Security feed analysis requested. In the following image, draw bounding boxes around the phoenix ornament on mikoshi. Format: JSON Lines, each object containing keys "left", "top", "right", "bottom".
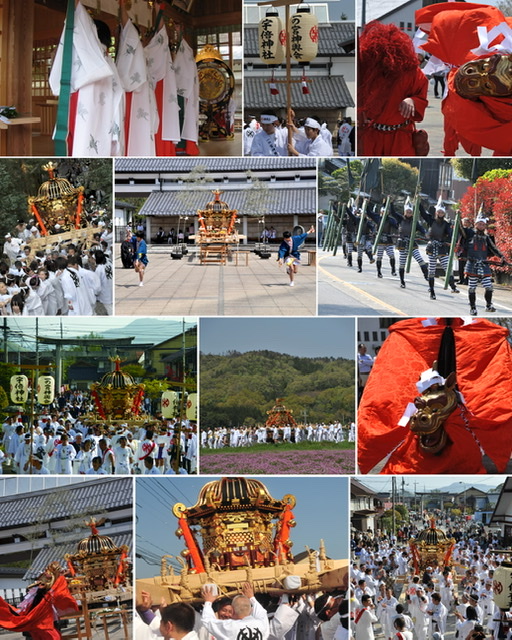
{"left": 28, "top": 162, "right": 85, "bottom": 236}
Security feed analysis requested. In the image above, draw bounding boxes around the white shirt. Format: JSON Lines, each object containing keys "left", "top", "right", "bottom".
{"left": 251, "top": 127, "right": 288, "bottom": 157}
{"left": 201, "top": 599, "right": 270, "bottom": 640}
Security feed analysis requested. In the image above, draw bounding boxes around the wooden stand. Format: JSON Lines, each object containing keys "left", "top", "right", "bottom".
{"left": 199, "top": 243, "right": 228, "bottom": 264}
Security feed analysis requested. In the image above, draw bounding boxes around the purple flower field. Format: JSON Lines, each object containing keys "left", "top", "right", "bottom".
{"left": 199, "top": 449, "right": 355, "bottom": 475}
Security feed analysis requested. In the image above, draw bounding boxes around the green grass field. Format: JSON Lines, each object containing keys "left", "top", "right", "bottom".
{"left": 201, "top": 441, "right": 355, "bottom": 455}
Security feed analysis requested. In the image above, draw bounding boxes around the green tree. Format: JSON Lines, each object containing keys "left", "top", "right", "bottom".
{"left": 142, "top": 379, "right": 170, "bottom": 400}
{"left": 381, "top": 159, "right": 419, "bottom": 197}
{"left": 451, "top": 158, "right": 512, "bottom": 181}
{"left": 0, "top": 362, "right": 19, "bottom": 397}
{"left": 122, "top": 364, "right": 147, "bottom": 380}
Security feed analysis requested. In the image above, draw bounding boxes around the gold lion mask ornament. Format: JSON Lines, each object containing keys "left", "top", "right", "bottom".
{"left": 454, "top": 54, "right": 512, "bottom": 99}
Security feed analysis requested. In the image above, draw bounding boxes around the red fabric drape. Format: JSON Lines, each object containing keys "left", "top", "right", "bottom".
{"left": 0, "top": 576, "right": 77, "bottom": 637}
{"left": 358, "top": 318, "right": 512, "bottom": 474}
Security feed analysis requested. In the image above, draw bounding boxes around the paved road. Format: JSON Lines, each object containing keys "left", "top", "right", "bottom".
{"left": 115, "top": 249, "right": 316, "bottom": 316}
{"left": 318, "top": 252, "right": 512, "bottom": 317}
{"left": 420, "top": 84, "right": 494, "bottom": 157}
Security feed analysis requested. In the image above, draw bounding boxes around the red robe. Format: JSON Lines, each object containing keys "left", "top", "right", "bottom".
{"left": 416, "top": 2, "right": 512, "bottom": 155}
{"left": 358, "top": 318, "right": 512, "bottom": 474}
{"left": 358, "top": 68, "right": 428, "bottom": 156}
{"left": 0, "top": 576, "right": 78, "bottom": 640}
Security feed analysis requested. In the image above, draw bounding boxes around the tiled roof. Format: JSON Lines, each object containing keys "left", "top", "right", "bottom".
{"left": 115, "top": 157, "right": 315, "bottom": 173}
{"left": 244, "top": 22, "right": 355, "bottom": 56}
{"left": 139, "top": 187, "right": 316, "bottom": 217}
{"left": 23, "top": 533, "right": 133, "bottom": 580}
{"left": 244, "top": 75, "right": 354, "bottom": 110}
{"left": 0, "top": 478, "right": 132, "bottom": 529}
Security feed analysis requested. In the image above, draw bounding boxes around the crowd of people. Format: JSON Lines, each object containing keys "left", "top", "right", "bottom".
{"left": 1, "top": 208, "right": 113, "bottom": 316}
{"left": 201, "top": 422, "right": 355, "bottom": 449}
{"left": 329, "top": 196, "right": 507, "bottom": 316}
{"left": 136, "top": 582, "right": 348, "bottom": 640}
{"left": 351, "top": 510, "right": 507, "bottom": 640}
{"left": 0, "top": 391, "right": 197, "bottom": 475}
{"left": 243, "top": 112, "right": 340, "bottom": 157}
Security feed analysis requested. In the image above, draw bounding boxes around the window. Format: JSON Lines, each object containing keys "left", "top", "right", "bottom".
{"left": 195, "top": 27, "right": 242, "bottom": 69}
{"left": 32, "top": 40, "right": 59, "bottom": 97}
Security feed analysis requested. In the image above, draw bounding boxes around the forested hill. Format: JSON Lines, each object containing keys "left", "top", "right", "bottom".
{"left": 200, "top": 350, "right": 355, "bottom": 428}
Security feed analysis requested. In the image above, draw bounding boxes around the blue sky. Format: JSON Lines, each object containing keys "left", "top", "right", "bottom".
{"left": 135, "top": 476, "right": 349, "bottom": 579}
{"left": 200, "top": 318, "right": 355, "bottom": 359}
{"left": 356, "top": 476, "right": 504, "bottom": 494}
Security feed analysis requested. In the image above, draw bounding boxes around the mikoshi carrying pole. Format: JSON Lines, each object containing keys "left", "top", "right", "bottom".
{"left": 443, "top": 209, "right": 461, "bottom": 290}
{"left": 372, "top": 196, "right": 391, "bottom": 255}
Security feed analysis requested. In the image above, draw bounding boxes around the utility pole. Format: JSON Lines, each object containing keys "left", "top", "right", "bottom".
{"left": 3, "top": 318, "right": 8, "bottom": 362}
{"left": 391, "top": 476, "right": 396, "bottom": 537}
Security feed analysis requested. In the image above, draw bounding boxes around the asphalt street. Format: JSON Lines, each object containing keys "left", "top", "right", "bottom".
{"left": 418, "top": 83, "right": 494, "bottom": 157}
{"left": 318, "top": 252, "right": 512, "bottom": 317}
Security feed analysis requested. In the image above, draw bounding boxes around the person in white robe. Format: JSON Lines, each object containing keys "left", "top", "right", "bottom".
{"left": 117, "top": 1, "right": 156, "bottom": 156}
{"left": 145, "top": 18, "right": 180, "bottom": 155}
{"left": 289, "top": 117, "right": 333, "bottom": 157}
{"left": 250, "top": 113, "right": 287, "bottom": 156}
{"left": 54, "top": 434, "right": 76, "bottom": 475}
{"left": 50, "top": 0, "right": 125, "bottom": 156}
{"left": 173, "top": 36, "right": 200, "bottom": 155}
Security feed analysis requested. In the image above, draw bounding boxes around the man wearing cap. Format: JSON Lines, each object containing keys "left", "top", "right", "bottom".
{"left": 288, "top": 117, "right": 333, "bottom": 157}
{"left": 465, "top": 214, "right": 506, "bottom": 316}
{"left": 3, "top": 233, "right": 21, "bottom": 265}
{"left": 421, "top": 198, "right": 460, "bottom": 300}
{"left": 250, "top": 111, "right": 287, "bottom": 157}
{"left": 277, "top": 225, "right": 315, "bottom": 286}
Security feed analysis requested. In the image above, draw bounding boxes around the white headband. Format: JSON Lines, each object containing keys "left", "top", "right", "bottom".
{"left": 416, "top": 368, "right": 445, "bottom": 394}
{"left": 260, "top": 114, "right": 278, "bottom": 124}
{"left": 304, "top": 117, "right": 321, "bottom": 130}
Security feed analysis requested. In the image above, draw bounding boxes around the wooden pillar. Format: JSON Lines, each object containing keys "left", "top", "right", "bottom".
{"left": 0, "top": 0, "right": 35, "bottom": 155}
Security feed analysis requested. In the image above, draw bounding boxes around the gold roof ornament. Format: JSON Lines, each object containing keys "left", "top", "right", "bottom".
{"left": 196, "top": 190, "right": 239, "bottom": 244}
{"left": 137, "top": 477, "right": 348, "bottom": 603}
{"left": 65, "top": 518, "right": 130, "bottom": 593}
{"left": 90, "top": 357, "right": 145, "bottom": 423}
{"left": 409, "top": 517, "right": 455, "bottom": 573}
{"left": 266, "top": 399, "right": 298, "bottom": 429}
{"left": 28, "top": 162, "right": 85, "bottom": 236}
{"left": 195, "top": 44, "right": 224, "bottom": 63}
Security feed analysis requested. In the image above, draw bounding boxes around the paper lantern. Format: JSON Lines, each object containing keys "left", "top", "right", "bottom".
{"left": 161, "top": 390, "right": 180, "bottom": 419}
{"left": 494, "top": 563, "right": 512, "bottom": 610}
{"left": 289, "top": 6, "right": 319, "bottom": 63}
{"left": 37, "top": 376, "right": 55, "bottom": 405}
{"left": 258, "top": 10, "right": 285, "bottom": 65}
{"left": 10, "top": 375, "right": 29, "bottom": 404}
{"left": 186, "top": 393, "right": 197, "bottom": 420}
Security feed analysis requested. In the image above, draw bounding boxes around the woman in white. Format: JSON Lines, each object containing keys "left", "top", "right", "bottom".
{"left": 54, "top": 433, "right": 76, "bottom": 474}
{"left": 114, "top": 437, "right": 134, "bottom": 474}
{"left": 77, "top": 438, "right": 94, "bottom": 474}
